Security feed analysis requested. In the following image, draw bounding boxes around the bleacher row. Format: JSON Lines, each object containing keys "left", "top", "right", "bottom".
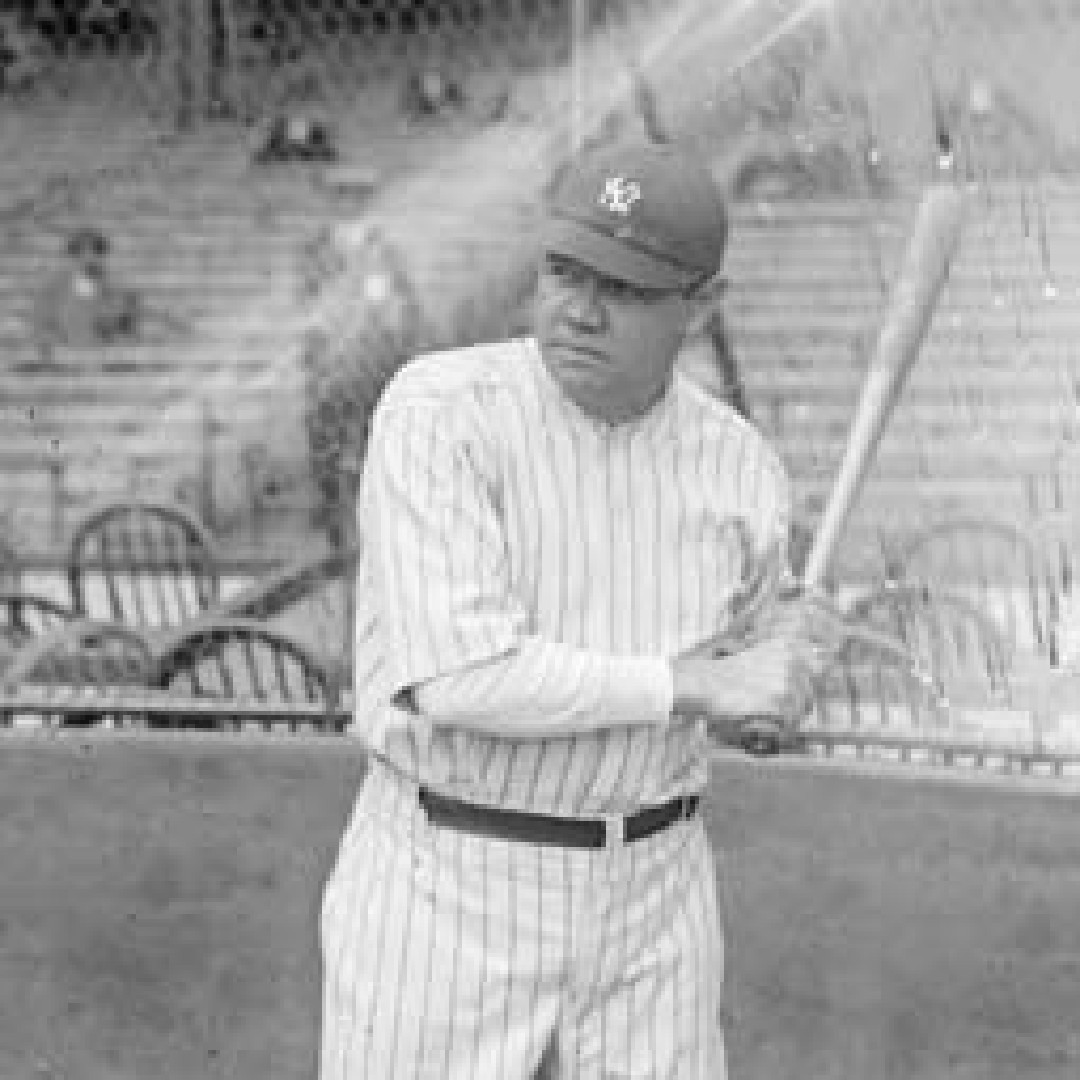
{"left": 0, "top": 162, "right": 337, "bottom": 551}
{"left": 1, "top": 177, "right": 1079, "bottom": 570}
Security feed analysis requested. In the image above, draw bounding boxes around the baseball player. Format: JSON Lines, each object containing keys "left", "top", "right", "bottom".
{"left": 320, "top": 141, "right": 837, "bottom": 1079}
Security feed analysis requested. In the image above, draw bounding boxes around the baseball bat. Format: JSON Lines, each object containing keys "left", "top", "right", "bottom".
{"left": 736, "top": 186, "right": 965, "bottom": 757}
{"left": 801, "top": 184, "right": 967, "bottom": 590}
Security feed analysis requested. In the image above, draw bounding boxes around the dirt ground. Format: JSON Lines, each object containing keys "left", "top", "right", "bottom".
{"left": 2, "top": 735, "right": 1078, "bottom": 1080}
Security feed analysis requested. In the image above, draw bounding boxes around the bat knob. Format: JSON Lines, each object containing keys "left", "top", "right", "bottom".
{"left": 739, "top": 719, "right": 783, "bottom": 757}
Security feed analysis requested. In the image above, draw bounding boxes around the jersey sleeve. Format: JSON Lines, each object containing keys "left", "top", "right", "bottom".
{"left": 362, "top": 391, "right": 673, "bottom": 735}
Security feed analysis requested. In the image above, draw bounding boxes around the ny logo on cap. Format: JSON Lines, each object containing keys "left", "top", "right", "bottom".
{"left": 598, "top": 176, "right": 641, "bottom": 215}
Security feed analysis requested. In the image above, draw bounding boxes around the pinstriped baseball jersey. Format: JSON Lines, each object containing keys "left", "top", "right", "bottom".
{"left": 350, "top": 336, "right": 791, "bottom": 816}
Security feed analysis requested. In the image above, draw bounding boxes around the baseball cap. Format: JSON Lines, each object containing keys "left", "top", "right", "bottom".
{"left": 543, "top": 141, "right": 729, "bottom": 292}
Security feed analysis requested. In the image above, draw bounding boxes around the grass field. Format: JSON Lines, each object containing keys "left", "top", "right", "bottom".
{"left": 2, "top": 734, "right": 1078, "bottom": 1080}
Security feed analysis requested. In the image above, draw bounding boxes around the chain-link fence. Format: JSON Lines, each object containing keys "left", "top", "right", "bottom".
{"left": 1, "top": 0, "right": 625, "bottom": 122}
{"left": 5, "top": 1, "right": 1079, "bottom": 177}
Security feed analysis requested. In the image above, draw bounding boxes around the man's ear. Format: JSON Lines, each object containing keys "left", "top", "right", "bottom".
{"left": 684, "top": 282, "right": 723, "bottom": 336}
{"left": 692, "top": 272, "right": 729, "bottom": 308}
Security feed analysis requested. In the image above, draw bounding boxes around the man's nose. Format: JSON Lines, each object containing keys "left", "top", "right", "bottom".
{"left": 563, "top": 279, "right": 605, "bottom": 330}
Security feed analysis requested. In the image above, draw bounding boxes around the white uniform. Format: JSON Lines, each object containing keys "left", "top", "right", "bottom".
{"left": 321, "top": 338, "right": 790, "bottom": 1079}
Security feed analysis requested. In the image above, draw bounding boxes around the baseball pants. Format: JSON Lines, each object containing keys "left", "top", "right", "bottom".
{"left": 319, "top": 757, "right": 726, "bottom": 1080}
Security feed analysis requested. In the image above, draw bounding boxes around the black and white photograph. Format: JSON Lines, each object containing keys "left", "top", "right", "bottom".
{"left": 1, "top": 1, "right": 1079, "bottom": 1077}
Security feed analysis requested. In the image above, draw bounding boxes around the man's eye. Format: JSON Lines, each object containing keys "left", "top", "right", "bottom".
{"left": 603, "top": 278, "right": 648, "bottom": 302}
{"left": 607, "top": 280, "right": 638, "bottom": 301}
{"left": 547, "top": 259, "right": 581, "bottom": 283}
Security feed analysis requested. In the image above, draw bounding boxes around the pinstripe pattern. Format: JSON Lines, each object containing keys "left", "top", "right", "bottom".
{"left": 323, "top": 336, "right": 787, "bottom": 1079}
{"left": 351, "top": 337, "right": 789, "bottom": 816}
{"left": 321, "top": 758, "right": 725, "bottom": 1080}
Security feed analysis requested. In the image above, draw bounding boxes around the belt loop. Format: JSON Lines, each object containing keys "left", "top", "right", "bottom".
{"left": 604, "top": 814, "right": 626, "bottom": 850}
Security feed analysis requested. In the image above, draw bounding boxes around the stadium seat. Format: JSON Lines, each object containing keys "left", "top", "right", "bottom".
{"left": 0, "top": 618, "right": 155, "bottom": 728}
{"left": 153, "top": 617, "right": 342, "bottom": 732}
{"left": 66, "top": 499, "right": 221, "bottom": 630}
{"left": 0, "top": 591, "right": 76, "bottom": 648}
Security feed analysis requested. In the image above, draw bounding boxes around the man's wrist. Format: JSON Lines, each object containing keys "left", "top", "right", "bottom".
{"left": 670, "top": 658, "right": 705, "bottom": 718}
{"left": 670, "top": 646, "right": 734, "bottom": 718}
{"left": 609, "top": 654, "right": 674, "bottom": 721}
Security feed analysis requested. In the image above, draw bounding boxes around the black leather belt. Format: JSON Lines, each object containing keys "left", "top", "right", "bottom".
{"left": 418, "top": 787, "right": 700, "bottom": 848}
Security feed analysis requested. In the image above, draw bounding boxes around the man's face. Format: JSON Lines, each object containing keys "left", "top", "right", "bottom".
{"left": 534, "top": 253, "right": 691, "bottom": 425}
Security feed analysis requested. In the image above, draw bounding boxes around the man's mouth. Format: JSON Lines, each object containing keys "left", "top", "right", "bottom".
{"left": 549, "top": 339, "right": 605, "bottom": 358}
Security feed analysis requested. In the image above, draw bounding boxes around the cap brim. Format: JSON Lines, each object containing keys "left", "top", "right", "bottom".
{"left": 543, "top": 217, "right": 700, "bottom": 292}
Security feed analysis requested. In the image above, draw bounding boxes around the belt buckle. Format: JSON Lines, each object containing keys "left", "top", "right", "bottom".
{"left": 603, "top": 814, "right": 626, "bottom": 850}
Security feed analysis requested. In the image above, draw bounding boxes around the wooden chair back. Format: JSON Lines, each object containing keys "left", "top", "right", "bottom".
{"left": 0, "top": 592, "right": 76, "bottom": 643}
{"left": 154, "top": 618, "right": 339, "bottom": 729}
{"left": 3, "top": 619, "right": 155, "bottom": 688}
{"left": 67, "top": 500, "right": 220, "bottom": 629}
